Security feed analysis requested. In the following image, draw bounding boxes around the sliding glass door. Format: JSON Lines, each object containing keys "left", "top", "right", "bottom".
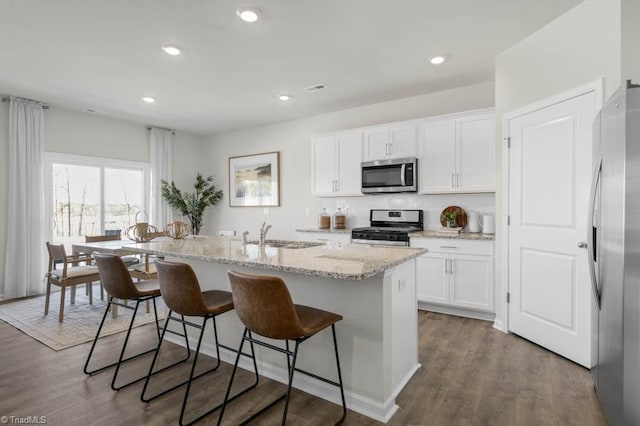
{"left": 46, "top": 154, "right": 149, "bottom": 245}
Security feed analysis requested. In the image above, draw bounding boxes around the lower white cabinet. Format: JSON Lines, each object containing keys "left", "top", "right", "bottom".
{"left": 412, "top": 238, "right": 494, "bottom": 313}
{"left": 296, "top": 231, "right": 351, "bottom": 244}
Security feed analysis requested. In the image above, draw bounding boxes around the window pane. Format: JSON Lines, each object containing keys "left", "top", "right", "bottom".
{"left": 104, "top": 168, "right": 144, "bottom": 234}
{"left": 51, "top": 164, "right": 100, "bottom": 243}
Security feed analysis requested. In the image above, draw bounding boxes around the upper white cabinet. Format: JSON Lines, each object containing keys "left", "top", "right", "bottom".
{"left": 362, "top": 124, "right": 417, "bottom": 161}
{"left": 418, "top": 111, "right": 495, "bottom": 194}
{"left": 311, "top": 133, "right": 363, "bottom": 197}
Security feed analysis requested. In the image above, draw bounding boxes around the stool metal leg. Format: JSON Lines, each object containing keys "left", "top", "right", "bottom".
{"left": 84, "top": 295, "right": 163, "bottom": 391}
{"left": 332, "top": 324, "right": 347, "bottom": 424}
{"left": 282, "top": 340, "right": 301, "bottom": 425}
{"left": 140, "top": 311, "right": 192, "bottom": 403}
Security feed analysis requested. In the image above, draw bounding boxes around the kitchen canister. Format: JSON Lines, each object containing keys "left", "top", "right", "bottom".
{"left": 318, "top": 208, "right": 331, "bottom": 229}
{"left": 333, "top": 208, "right": 346, "bottom": 229}
{"left": 467, "top": 211, "right": 481, "bottom": 233}
{"left": 482, "top": 214, "right": 495, "bottom": 234}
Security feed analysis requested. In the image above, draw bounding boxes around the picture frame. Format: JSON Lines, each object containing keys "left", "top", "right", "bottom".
{"left": 229, "top": 151, "right": 280, "bottom": 207}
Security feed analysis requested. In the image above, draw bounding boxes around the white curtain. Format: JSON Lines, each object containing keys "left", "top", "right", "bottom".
{"left": 149, "top": 127, "right": 173, "bottom": 228}
{"left": 4, "top": 97, "right": 45, "bottom": 299}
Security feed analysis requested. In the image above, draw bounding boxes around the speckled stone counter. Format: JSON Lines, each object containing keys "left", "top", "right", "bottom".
{"left": 410, "top": 229, "right": 495, "bottom": 241}
{"left": 125, "top": 235, "right": 422, "bottom": 422}
{"left": 126, "top": 236, "right": 425, "bottom": 280}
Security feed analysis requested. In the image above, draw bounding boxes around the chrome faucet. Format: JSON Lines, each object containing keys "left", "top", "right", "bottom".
{"left": 242, "top": 231, "right": 249, "bottom": 245}
{"left": 259, "top": 222, "right": 271, "bottom": 245}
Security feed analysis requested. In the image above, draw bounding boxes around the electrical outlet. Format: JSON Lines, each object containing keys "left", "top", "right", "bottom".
{"left": 305, "top": 207, "right": 310, "bottom": 216}
{"left": 263, "top": 208, "right": 269, "bottom": 216}
{"left": 398, "top": 279, "right": 406, "bottom": 292}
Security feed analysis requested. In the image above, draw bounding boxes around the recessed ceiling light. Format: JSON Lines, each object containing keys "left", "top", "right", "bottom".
{"left": 429, "top": 55, "right": 446, "bottom": 65}
{"left": 162, "top": 45, "right": 181, "bottom": 56}
{"left": 278, "top": 94, "right": 291, "bottom": 102}
{"left": 236, "top": 8, "right": 259, "bottom": 23}
{"left": 142, "top": 96, "right": 156, "bottom": 103}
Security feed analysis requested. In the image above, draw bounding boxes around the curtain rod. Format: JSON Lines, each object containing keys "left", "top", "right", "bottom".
{"left": 147, "top": 126, "right": 175, "bottom": 135}
{"left": 2, "top": 96, "right": 49, "bottom": 109}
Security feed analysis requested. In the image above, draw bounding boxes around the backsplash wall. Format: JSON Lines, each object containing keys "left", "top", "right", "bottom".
{"left": 306, "top": 193, "right": 495, "bottom": 230}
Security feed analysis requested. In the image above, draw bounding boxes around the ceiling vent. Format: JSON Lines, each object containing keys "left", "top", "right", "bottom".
{"left": 304, "top": 83, "right": 328, "bottom": 92}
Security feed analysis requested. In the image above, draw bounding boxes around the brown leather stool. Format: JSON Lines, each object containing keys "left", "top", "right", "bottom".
{"left": 84, "top": 253, "right": 183, "bottom": 391}
{"left": 220, "top": 270, "right": 347, "bottom": 425}
{"left": 142, "top": 260, "right": 259, "bottom": 426}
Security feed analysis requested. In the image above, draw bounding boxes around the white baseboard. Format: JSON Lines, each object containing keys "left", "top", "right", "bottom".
{"left": 492, "top": 319, "right": 508, "bottom": 333}
{"left": 418, "top": 302, "right": 495, "bottom": 322}
{"left": 165, "top": 333, "right": 400, "bottom": 423}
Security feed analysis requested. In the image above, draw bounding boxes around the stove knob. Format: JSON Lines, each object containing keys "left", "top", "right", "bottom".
{"left": 389, "top": 234, "right": 398, "bottom": 241}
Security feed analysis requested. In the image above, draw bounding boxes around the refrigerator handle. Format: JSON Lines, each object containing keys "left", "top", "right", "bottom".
{"left": 587, "top": 155, "right": 602, "bottom": 310}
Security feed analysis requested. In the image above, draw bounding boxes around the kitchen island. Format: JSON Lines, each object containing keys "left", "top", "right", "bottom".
{"left": 126, "top": 236, "right": 426, "bottom": 422}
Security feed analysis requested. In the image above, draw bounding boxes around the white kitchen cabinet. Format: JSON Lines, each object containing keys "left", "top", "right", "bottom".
{"left": 412, "top": 238, "right": 494, "bottom": 313}
{"left": 362, "top": 124, "right": 416, "bottom": 161}
{"left": 418, "top": 112, "right": 495, "bottom": 193}
{"left": 296, "top": 231, "right": 351, "bottom": 244}
{"left": 311, "top": 133, "right": 362, "bottom": 197}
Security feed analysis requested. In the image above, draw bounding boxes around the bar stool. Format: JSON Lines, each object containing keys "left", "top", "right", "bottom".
{"left": 220, "top": 270, "right": 347, "bottom": 425}
{"left": 84, "top": 253, "right": 188, "bottom": 391}
{"left": 142, "top": 260, "right": 259, "bottom": 426}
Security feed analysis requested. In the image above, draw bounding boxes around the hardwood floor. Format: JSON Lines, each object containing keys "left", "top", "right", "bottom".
{"left": 0, "top": 311, "right": 606, "bottom": 425}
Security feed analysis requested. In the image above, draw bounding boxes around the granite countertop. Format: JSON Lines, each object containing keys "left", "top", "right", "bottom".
{"left": 295, "top": 228, "right": 352, "bottom": 234}
{"left": 409, "top": 229, "right": 495, "bottom": 241}
{"left": 125, "top": 236, "right": 426, "bottom": 280}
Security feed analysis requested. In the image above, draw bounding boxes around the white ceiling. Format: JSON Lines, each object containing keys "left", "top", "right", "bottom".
{"left": 0, "top": 0, "right": 583, "bottom": 135}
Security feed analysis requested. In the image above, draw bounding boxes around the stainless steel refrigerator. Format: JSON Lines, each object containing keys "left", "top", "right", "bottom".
{"left": 589, "top": 81, "right": 640, "bottom": 426}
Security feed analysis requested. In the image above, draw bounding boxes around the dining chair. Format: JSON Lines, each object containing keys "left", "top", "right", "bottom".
{"left": 219, "top": 270, "right": 347, "bottom": 425}
{"left": 85, "top": 234, "right": 140, "bottom": 301}
{"left": 45, "top": 242, "right": 101, "bottom": 322}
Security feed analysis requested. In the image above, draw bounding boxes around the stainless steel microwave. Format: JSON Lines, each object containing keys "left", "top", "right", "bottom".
{"left": 361, "top": 157, "right": 417, "bottom": 194}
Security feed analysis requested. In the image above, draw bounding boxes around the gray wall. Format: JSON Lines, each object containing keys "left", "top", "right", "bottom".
{"left": 200, "top": 82, "right": 496, "bottom": 240}
{"left": 494, "top": 0, "right": 622, "bottom": 327}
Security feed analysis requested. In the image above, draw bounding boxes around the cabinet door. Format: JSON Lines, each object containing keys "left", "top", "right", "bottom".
{"left": 456, "top": 115, "right": 495, "bottom": 192}
{"left": 417, "top": 120, "right": 456, "bottom": 193}
{"left": 389, "top": 125, "right": 416, "bottom": 158}
{"left": 449, "top": 254, "right": 494, "bottom": 311}
{"left": 362, "top": 128, "right": 389, "bottom": 161}
{"left": 416, "top": 253, "right": 449, "bottom": 304}
{"left": 336, "top": 133, "right": 363, "bottom": 196}
{"left": 311, "top": 137, "right": 337, "bottom": 196}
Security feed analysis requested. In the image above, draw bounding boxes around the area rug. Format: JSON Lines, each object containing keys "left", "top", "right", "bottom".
{"left": 0, "top": 284, "right": 165, "bottom": 351}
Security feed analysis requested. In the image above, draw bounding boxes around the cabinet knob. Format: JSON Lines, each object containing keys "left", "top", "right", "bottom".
{"left": 577, "top": 241, "right": 587, "bottom": 249}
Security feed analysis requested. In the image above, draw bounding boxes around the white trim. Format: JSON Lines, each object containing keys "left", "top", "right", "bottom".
{"left": 500, "top": 78, "right": 604, "bottom": 335}
{"left": 45, "top": 151, "right": 149, "bottom": 171}
{"left": 165, "top": 333, "right": 404, "bottom": 424}
{"left": 418, "top": 302, "right": 496, "bottom": 322}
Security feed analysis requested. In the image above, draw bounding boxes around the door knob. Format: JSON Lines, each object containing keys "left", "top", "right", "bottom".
{"left": 577, "top": 242, "right": 587, "bottom": 249}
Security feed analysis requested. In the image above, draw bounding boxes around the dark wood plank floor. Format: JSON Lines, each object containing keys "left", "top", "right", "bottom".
{"left": 0, "top": 311, "right": 606, "bottom": 425}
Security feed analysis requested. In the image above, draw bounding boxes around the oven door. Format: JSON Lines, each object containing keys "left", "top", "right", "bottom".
{"left": 361, "top": 157, "right": 417, "bottom": 193}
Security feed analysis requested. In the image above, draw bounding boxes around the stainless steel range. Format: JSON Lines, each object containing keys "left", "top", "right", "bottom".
{"left": 351, "top": 209, "right": 423, "bottom": 246}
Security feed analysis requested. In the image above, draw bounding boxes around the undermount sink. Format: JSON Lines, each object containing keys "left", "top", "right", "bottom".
{"left": 246, "top": 240, "right": 323, "bottom": 249}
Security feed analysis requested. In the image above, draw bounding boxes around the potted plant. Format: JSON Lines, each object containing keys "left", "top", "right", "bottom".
{"left": 160, "top": 174, "right": 223, "bottom": 235}
{"left": 441, "top": 211, "right": 459, "bottom": 228}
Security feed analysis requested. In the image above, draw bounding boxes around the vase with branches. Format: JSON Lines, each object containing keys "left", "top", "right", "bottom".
{"left": 160, "top": 174, "right": 223, "bottom": 235}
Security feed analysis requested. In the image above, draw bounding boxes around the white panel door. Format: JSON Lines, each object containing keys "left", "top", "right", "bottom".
{"left": 457, "top": 115, "right": 495, "bottom": 192}
{"left": 450, "top": 254, "right": 494, "bottom": 311}
{"left": 507, "top": 90, "right": 597, "bottom": 367}
{"left": 311, "top": 137, "right": 336, "bottom": 196}
{"left": 416, "top": 254, "right": 448, "bottom": 304}
{"left": 418, "top": 120, "right": 456, "bottom": 193}
{"left": 336, "top": 133, "right": 363, "bottom": 195}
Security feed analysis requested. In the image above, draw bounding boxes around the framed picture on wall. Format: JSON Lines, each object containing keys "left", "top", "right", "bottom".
{"left": 228, "top": 151, "right": 280, "bottom": 207}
